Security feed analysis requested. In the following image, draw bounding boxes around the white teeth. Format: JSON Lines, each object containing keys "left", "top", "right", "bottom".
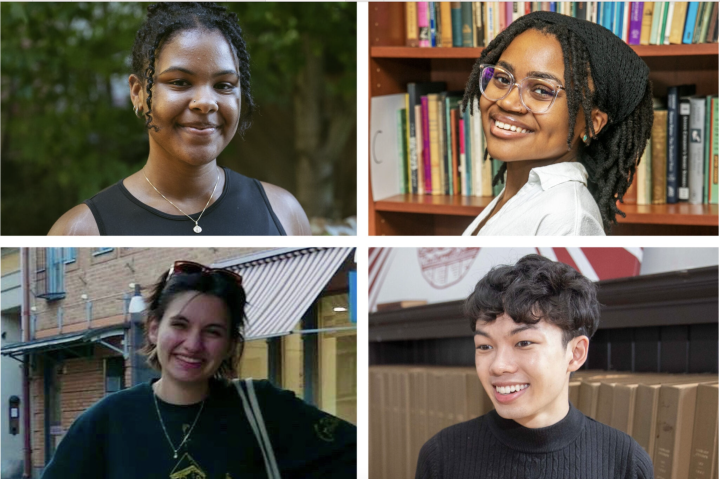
{"left": 177, "top": 355, "right": 201, "bottom": 364}
{"left": 495, "top": 384, "right": 529, "bottom": 395}
{"left": 494, "top": 120, "right": 530, "bottom": 134}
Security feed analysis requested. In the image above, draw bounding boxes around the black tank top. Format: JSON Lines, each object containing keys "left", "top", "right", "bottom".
{"left": 84, "top": 168, "right": 287, "bottom": 235}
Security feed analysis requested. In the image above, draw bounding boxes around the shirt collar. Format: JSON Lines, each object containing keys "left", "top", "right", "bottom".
{"left": 527, "top": 162, "right": 589, "bottom": 191}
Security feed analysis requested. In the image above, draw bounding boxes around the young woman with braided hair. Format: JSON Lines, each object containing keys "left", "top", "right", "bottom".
{"left": 49, "top": 3, "right": 310, "bottom": 235}
{"left": 461, "top": 11, "right": 654, "bottom": 236}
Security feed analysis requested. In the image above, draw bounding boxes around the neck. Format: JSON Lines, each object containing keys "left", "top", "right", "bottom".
{"left": 153, "top": 377, "right": 209, "bottom": 405}
{"left": 514, "top": 397, "right": 570, "bottom": 429}
{"left": 143, "top": 158, "right": 220, "bottom": 201}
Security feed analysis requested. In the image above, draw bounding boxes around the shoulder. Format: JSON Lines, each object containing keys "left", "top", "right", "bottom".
{"left": 536, "top": 182, "right": 604, "bottom": 236}
{"left": 48, "top": 204, "right": 100, "bottom": 236}
{"left": 582, "top": 417, "right": 653, "bottom": 477}
{"left": 259, "top": 181, "right": 311, "bottom": 236}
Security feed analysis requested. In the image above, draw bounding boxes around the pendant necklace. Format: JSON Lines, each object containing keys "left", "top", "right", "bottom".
{"left": 143, "top": 167, "right": 220, "bottom": 234}
{"left": 153, "top": 390, "right": 206, "bottom": 459}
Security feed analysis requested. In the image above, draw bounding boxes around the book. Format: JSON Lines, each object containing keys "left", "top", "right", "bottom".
{"left": 663, "top": 1, "right": 676, "bottom": 45}
{"left": 437, "top": 96, "right": 447, "bottom": 193}
{"left": 650, "top": 1, "right": 665, "bottom": 44}
{"left": 461, "top": 2, "right": 474, "bottom": 46}
{"left": 421, "top": 96, "right": 432, "bottom": 193}
{"left": 474, "top": 1, "right": 485, "bottom": 47}
{"left": 706, "top": 96, "right": 718, "bottom": 204}
{"left": 406, "top": 2, "right": 419, "bottom": 47}
{"left": 628, "top": 2, "right": 644, "bottom": 45}
{"left": 688, "top": 383, "right": 719, "bottom": 479}
{"left": 637, "top": 139, "right": 652, "bottom": 205}
{"left": 370, "top": 94, "right": 406, "bottom": 201}
{"left": 652, "top": 109, "right": 669, "bottom": 204}
{"left": 445, "top": 94, "right": 463, "bottom": 194}
{"left": 398, "top": 108, "right": 409, "bottom": 194}
{"left": 418, "top": 2, "right": 431, "bottom": 47}
{"left": 464, "top": 105, "right": 473, "bottom": 194}
{"left": 691, "top": 2, "right": 706, "bottom": 44}
{"left": 669, "top": 1, "right": 689, "bottom": 44}
{"left": 706, "top": 3, "right": 718, "bottom": 43}
{"left": 415, "top": 104, "right": 425, "bottom": 194}
{"left": 688, "top": 97, "right": 706, "bottom": 204}
{"left": 407, "top": 82, "right": 446, "bottom": 194}
{"left": 682, "top": 2, "right": 699, "bottom": 44}
{"left": 640, "top": 2, "right": 655, "bottom": 45}
{"left": 451, "top": 2, "right": 463, "bottom": 46}
{"left": 459, "top": 117, "right": 467, "bottom": 195}
{"left": 427, "top": 94, "right": 442, "bottom": 194}
{"left": 654, "top": 383, "right": 699, "bottom": 479}
{"left": 429, "top": 2, "right": 437, "bottom": 47}
{"left": 678, "top": 97, "right": 691, "bottom": 201}
{"left": 450, "top": 108, "right": 460, "bottom": 195}
{"left": 440, "top": 2, "right": 453, "bottom": 47}
{"left": 667, "top": 85, "right": 696, "bottom": 203}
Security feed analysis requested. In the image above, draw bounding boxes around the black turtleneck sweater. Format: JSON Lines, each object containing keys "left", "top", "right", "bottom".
{"left": 415, "top": 403, "right": 653, "bottom": 479}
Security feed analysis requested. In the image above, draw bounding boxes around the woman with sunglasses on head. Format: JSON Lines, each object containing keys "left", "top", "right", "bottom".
{"left": 41, "top": 261, "right": 356, "bottom": 479}
{"left": 48, "top": 3, "right": 311, "bottom": 236}
{"left": 461, "top": 11, "right": 654, "bottom": 236}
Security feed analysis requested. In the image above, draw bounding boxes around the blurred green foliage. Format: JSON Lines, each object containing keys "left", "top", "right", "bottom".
{"left": 1, "top": 2, "right": 356, "bottom": 235}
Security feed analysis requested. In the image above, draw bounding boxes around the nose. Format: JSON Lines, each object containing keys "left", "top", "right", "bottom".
{"left": 488, "top": 345, "right": 518, "bottom": 377}
{"left": 191, "top": 85, "right": 218, "bottom": 114}
{"left": 496, "top": 82, "right": 528, "bottom": 114}
{"left": 183, "top": 329, "right": 204, "bottom": 353}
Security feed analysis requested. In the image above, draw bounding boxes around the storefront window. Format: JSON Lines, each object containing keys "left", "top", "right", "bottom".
{"left": 319, "top": 293, "right": 357, "bottom": 425}
{"left": 239, "top": 339, "right": 268, "bottom": 380}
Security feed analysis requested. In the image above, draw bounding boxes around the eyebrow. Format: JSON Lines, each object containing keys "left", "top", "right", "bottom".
{"left": 159, "top": 66, "right": 239, "bottom": 78}
{"left": 497, "top": 60, "right": 564, "bottom": 86}
{"left": 474, "top": 324, "right": 538, "bottom": 338}
{"left": 170, "top": 315, "right": 228, "bottom": 330}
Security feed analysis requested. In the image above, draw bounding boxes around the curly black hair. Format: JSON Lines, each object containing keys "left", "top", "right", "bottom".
{"left": 142, "top": 266, "right": 246, "bottom": 379}
{"left": 464, "top": 254, "right": 600, "bottom": 347}
{"left": 131, "top": 2, "right": 254, "bottom": 134}
{"left": 462, "top": 20, "right": 654, "bottom": 231}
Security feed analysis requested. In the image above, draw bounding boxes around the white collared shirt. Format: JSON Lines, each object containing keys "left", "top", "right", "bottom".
{"left": 462, "top": 162, "right": 606, "bottom": 236}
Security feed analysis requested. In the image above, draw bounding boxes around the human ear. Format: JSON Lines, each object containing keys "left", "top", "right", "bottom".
{"left": 128, "top": 74, "right": 145, "bottom": 110}
{"left": 147, "top": 318, "right": 160, "bottom": 345}
{"left": 566, "top": 335, "right": 589, "bottom": 373}
{"left": 589, "top": 107, "right": 609, "bottom": 138}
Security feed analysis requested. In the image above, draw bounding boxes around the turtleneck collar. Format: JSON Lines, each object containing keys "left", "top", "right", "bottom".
{"left": 485, "top": 402, "right": 586, "bottom": 454}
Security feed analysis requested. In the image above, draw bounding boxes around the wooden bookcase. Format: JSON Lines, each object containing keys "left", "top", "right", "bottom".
{"left": 369, "top": 3, "right": 719, "bottom": 236}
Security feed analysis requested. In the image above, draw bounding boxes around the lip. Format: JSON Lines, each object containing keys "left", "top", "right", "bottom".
{"left": 180, "top": 125, "right": 218, "bottom": 137}
{"left": 492, "top": 383, "right": 530, "bottom": 404}
{"left": 488, "top": 115, "right": 534, "bottom": 139}
{"left": 174, "top": 354, "right": 204, "bottom": 370}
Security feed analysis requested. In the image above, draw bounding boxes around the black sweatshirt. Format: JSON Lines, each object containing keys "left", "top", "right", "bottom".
{"left": 416, "top": 403, "right": 653, "bottom": 479}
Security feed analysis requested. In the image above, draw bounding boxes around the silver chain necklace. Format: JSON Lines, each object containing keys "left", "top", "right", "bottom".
{"left": 143, "top": 167, "right": 220, "bottom": 234}
{"left": 153, "top": 390, "right": 206, "bottom": 459}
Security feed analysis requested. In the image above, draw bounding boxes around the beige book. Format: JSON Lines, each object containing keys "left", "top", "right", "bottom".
{"left": 640, "top": 2, "right": 655, "bottom": 45}
{"left": 369, "top": 367, "right": 388, "bottom": 479}
{"left": 406, "top": 2, "right": 419, "bottom": 47}
{"left": 427, "top": 94, "right": 441, "bottom": 195}
{"left": 688, "top": 383, "right": 719, "bottom": 479}
{"left": 415, "top": 104, "right": 425, "bottom": 195}
{"left": 578, "top": 374, "right": 635, "bottom": 418}
{"left": 654, "top": 383, "right": 700, "bottom": 479}
{"left": 669, "top": 2, "right": 689, "bottom": 44}
{"left": 440, "top": 2, "right": 453, "bottom": 47}
{"left": 387, "top": 368, "right": 412, "bottom": 479}
{"left": 651, "top": 110, "right": 669, "bottom": 204}
{"left": 408, "top": 367, "right": 429, "bottom": 479}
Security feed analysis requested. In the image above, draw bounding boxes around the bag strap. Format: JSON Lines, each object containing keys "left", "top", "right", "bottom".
{"left": 234, "top": 379, "right": 281, "bottom": 479}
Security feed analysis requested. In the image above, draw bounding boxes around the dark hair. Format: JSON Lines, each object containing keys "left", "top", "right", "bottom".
{"left": 462, "top": 20, "right": 654, "bottom": 231}
{"left": 142, "top": 267, "right": 246, "bottom": 379}
{"left": 131, "top": 2, "right": 255, "bottom": 133}
{"left": 464, "top": 254, "right": 600, "bottom": 346}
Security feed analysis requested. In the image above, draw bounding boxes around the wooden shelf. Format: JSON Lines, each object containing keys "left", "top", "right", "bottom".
{"left": 371, "top": 43, "right": 718, "bottom": 59}
{"left": 375, "top": 194, "right": 718, "bottom": 226}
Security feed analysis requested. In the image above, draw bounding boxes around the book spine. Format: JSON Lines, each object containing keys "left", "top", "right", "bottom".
{"left": 429, "top": 2, "right": 437, "bottom": 47}
{"left": 415, "top": 104, "right": 425, "bottom": 194}
{"left": 683, "top": 2, "right": 699, "bottom": 44}
{"left": 427, "top": 94, "right": 441, "bottom": 195}
{"left": 450, "top": 109, "right": 459, "bottom": 195}
{"left": 451, "top": 2, "right": 463, "bottom": 46}
{"left": 406, "top": 3, "right": 420, "bottom": 47}
{"left": 688, "top": 384, "right": 719, "bottom": 479}
{"left": 418, "top": 2, "right": 431, "bottom": 47}
{"left": 692, "top": 1, "right": 706, "bottom": 43}
{"left": 706, "top": 3, "right": 718, "bottom": 43}
{"left": 577, "top": 2, "right": 587, "bottom": 19}
{"left": 513, "top": 1, "right": 524, "bottom": 22}
{"left": 704, "top": 96, "right": 711, "bottom": 203}
{"left": 637, "top": 139, "right": 651, "bottom": 205}
{"left": 407, "top": 86, "right": 418, "bottom": 193}
{"left": 492, "top": 159, "right": 502, "bottom": 196}
{"left": 421, "top": 96, "right": 432, "bottom": 193}
{"left": 471, "top": 99, "right": 483, "bottom": 196}
{"left": 405, "top": 94, "right": 415, "bottom": 194}
{"left": 678, "top": 99, "right": 690, "bottom": 201}
{"left": 663, "top": 1, "right": 675, "bottom": 45}
{"left": 652, "top": 110, "right": 669, "bottom": 204}
{"left": 474, "top": 2, "right": 484, "bottom": 47}
{"left": 437, "top": 98, "right": 447, "bottom": 194}
{"left": 629, "top": 2, "right": 644, "bottom": 44}
{"left": 688, "top": 97, "right": 706, "bottom": 204}
{"left": 461, "top": 2, "right": 474, "bottom": 46}
{"left": 711, "top": 97, "right": 719, "bottom": 204}
{"left": 459, "top": 118, "right": 466, "bottom": 196}
{"left": 463, "top": 106, "right": 472, "bottom": 195}
{"left": 698, "top": 1, "right": 712, "bottom": 43}
{"left": 498, "top": 2, "right": 506, "bottom": 32}
{"left": 398, "top": 109, "right": 409, "bottom": 194}
{"left": 640, "top": 2, "right": 655, "bottom": 45}
{"left": 650, "top": 1, "right": 664, "bottom": 43}
{"left": 440, "top": 2, "right": 453, "bottom": 47}
{"left": 667, "top": 87, "right": 679, "bottom": 203}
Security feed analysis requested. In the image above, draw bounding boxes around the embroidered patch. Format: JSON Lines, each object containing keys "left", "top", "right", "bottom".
{"left": 314, "top": 416, "right": 341, "bottom": 442}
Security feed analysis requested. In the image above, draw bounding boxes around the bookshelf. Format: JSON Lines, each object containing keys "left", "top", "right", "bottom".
{"left": 369, "top": 3, "right": 720, "bottom": 236}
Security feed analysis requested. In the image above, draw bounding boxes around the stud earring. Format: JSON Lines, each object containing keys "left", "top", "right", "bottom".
{"left": 582, "top": 134, "right": 588, "bottom": 143}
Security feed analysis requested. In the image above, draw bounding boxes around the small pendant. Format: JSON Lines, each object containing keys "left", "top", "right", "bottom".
{"left": 173, "top": 452, "right": 178, "bottom": 459}
{"left": 193, "top": 225, "right": 202, "bottom": 234}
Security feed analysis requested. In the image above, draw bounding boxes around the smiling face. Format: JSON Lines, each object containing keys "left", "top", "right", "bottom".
{"left": 474, "top": 313, "right": 587, "bottom": 428}
{"left": 131, "top": 28, "right": 242, "bottom": 167}
{"left": 480, "top": 29, "right": 588, "bottom": 165}
{"left": 148, "top": 291, "right": 233, "bottom": 387}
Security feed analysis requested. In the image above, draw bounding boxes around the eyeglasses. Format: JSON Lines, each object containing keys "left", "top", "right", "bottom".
{"left": 166, "top": 261, "right": 243, "bottom": 286}
{"left": 478, "top": 64, "right": 565, "bottom": 114}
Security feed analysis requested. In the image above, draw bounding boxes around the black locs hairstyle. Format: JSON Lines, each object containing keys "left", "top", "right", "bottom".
{"left": 462, "top": 16, "right": 654, "bottom": 231}
{"left": 131, "top": 2, "right": 255, "bottom": 134}
{"left": 465, "top": 254, "right": 600, "bottom": 347}
{"left": 142, "top": 268, "right": 247, "bottom": 379}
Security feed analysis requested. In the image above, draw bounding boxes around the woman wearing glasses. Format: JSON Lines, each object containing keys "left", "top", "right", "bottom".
{"left": 41, "top": 261, "right": 356, "bottom": 478}
{"left": 462, "top": 11, "right": 653, "bottom": 236}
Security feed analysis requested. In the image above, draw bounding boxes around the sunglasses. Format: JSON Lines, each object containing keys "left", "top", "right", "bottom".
{"left": 166, "top": 260, "right": 243, "bottom": 286}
